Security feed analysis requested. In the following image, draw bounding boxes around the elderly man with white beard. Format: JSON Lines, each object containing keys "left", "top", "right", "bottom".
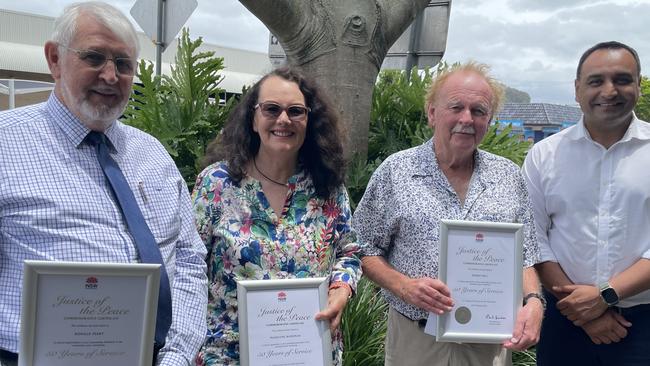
{"left": 0, "top": 2, "right": 207, "bottom": 365}
{"left": 352, "top": 62, "right": 544, "bottom": 366}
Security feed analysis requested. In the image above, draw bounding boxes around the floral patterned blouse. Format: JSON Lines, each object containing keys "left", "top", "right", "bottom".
{"left": 191, "top": 161, "right": 362, "bottom": 366}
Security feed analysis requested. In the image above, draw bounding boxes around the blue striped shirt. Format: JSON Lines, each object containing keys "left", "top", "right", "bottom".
{"left": 0, "top": 94, "right": 207, "bottom": 365}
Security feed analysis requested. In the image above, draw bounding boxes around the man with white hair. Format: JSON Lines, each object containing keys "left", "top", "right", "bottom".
{"left": 353, "top": 62, "right": 544, "bottom": 365}
{"left": 0, "top": 2, "right": 207, "bottom": 365}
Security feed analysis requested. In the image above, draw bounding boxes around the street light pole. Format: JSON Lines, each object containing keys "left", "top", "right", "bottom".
{"left": 8, "top": 79, "right": 15, "bottom": 109}
{"left": 155, "top": 0, "right": 166, "bottom": 76}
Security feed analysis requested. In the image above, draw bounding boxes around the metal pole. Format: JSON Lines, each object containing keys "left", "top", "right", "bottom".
{"left": 8, "top": 79, "right": 15, "bottom": 109}
{"left": 405, "top": 11, "right": 424, "bottom": 81}
{"left": 155, "top": 0, "right": 166, "bottom": 76}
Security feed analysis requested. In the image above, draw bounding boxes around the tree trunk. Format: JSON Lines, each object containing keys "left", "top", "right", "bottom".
{"left": 239, "top": 0, "right": 431, "bottom": 158}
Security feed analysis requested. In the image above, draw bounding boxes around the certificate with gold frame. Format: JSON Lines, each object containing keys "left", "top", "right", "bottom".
{"left": 19, "top": 261, "right": 160, "bottom": 366}
{"left": 436, "top": 220, "right": 523, "bottom": 343}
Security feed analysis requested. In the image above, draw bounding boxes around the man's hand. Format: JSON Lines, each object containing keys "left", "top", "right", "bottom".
{"left": 315, "top": 286, "right": 351, "bottom": 332}
{"left": 503, "top": 297, "right": 544, "bottom": 350}
{"left": 400, "top": 277, "right": 453, "bottom": 314}
{"left": 581, "top": 309, "right": 632, "bottom": 344}
{"left": 554, "top": 284, "right": 608, "bottom": 325}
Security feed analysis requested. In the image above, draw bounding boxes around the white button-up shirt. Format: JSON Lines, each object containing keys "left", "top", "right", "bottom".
{"left": 523, "top": 115, "right": 650, "bottom": 308}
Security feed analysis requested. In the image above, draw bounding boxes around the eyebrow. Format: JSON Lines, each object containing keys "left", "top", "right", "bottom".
{"left": 585, "top": 70, "right": 635, "bottom": 79}
{"left": 83, "top": 47, "right": 133, "bottom": 58}
{"left": 447, "top": 100, "right": 489, "bottom": 110}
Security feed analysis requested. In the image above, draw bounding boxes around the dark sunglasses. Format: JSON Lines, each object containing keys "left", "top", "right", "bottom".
{"left": 254, "top": 101, "right": 310, "bottom": 122}
{"left": 62, "top": 45, "right": 135, "bottom": 76}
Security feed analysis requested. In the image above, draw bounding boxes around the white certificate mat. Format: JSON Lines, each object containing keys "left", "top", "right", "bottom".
{"left": 436, "top": 220, "right": 523, "bottom": 343}
{"left": 20, "top": 261, "right": 160, "bottom": 366}
{"left": 237, "top": 277, "right": 332, "bottom": 366}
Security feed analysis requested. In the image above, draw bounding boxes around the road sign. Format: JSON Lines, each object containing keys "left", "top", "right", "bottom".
{"left": 382, "top": 0, "right": 452, "bottom": 71}
{"left": 268, "top": 34, "right": 286, "bottom": 68}
{"left": 131, "top": 0, "right": 197, "bottom": 52}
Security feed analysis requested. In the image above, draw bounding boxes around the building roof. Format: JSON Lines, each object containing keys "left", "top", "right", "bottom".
{"left": 0, "top": 8, "right": 271, "bottom": 93}
{"left": 495, "top": 103, "right": 582, "bottom": 126}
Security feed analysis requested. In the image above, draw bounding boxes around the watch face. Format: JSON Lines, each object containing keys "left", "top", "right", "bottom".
{"left": 602, "top": 287, "right": 619, "bottom": 305}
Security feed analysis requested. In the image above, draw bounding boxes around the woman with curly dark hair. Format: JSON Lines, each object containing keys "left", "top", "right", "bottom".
{"left": 192, "top": 67, "right": 361, "bottom": 366}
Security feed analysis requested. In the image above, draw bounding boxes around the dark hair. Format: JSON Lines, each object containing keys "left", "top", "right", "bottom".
{"left": 203, "top": 67, "right": 346, "bottom": 199}
{"left": 576, "top": 41, "right": 641, "bottom": 79}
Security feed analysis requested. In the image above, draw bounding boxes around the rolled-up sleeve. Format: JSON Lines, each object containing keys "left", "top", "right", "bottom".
{"left": 513, "top": 168, "right": 542, "bottom": 267}
{"left": 352, "top": 160, "right": 395, "bottom": 258}
{"left": 522, "top": 147, "right": 557, "bottom": 263}
{"left": 329, "top": 186, "right": 362, "bottom": 292}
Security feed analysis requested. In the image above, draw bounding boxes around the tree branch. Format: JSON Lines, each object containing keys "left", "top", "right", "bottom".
{"left": 380, "top": 0, "right": 431, "bottom": 46}
{"left": 238, "top": 0, "right": 307, "bottom": 39}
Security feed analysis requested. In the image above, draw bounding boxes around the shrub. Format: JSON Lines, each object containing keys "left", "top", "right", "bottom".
{"left": 342, "top": 278, "right": 388, "bottom": 366}
{"left": 122, "top": 28, "right": 236, "bottom": 187}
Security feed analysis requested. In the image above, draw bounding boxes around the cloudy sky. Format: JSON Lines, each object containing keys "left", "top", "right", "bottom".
{"left": 3, "top": 0, "right": 649, "bottom": 105}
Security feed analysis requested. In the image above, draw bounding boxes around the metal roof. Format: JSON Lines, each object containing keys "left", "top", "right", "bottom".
{"left": 0, "top": 79, "right": 53, "bottom": 94}
{"left": 0, "top": 41, "right": 51, "bottom": 76}
{"left": 0, "top": 8, "right": 271, "bottom": 94}
{"left": 495, "top": 103, "right": 582, "bottom": 126}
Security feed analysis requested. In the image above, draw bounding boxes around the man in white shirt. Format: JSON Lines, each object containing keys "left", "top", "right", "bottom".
{"left": 523, "top": 41, "right": 650, "bottom": 365}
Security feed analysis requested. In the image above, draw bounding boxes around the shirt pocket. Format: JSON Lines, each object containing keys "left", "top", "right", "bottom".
{"left": 138, "top": 179, "right": 182, "bottom": 243}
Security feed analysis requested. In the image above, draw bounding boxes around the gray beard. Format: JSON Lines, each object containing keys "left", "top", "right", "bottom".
{"left": 61, "top": 80, "right": 126, "bottom": 129}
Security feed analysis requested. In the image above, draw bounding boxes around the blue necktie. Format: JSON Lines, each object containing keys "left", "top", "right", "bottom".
{"left": 86, "top": 131, "right": 172, "bottom": 353}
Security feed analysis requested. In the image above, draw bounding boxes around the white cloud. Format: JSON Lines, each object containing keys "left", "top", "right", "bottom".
{"left": 443, "top": 0, "right": 650, "bottom": 104}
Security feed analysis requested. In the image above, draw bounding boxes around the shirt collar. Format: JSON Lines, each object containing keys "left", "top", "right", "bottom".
{"left": 412, "top": 139, "right": 439, "bottom": 176}
{"left": 46, "top": 92, "right": 126, "bottom": 152}
{"left": 622, "top": 113, "right": 650, "bottom": 141}
{"left": 570, "top": 113, "right": 650, "bottom": 143}
{"left": 413, "top": 138, "right": 492, "bottom": 185}
{"left": 413, "top": 138, "right": 485, "bottom": 176}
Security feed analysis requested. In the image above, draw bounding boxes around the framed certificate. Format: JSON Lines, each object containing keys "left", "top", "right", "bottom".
{"left": 19, "top": 261, "right": 160, "bottom": 366}
{"left": 436, "top": 220, "right": 523, "bottom": 343}
{"left": 237, "top": 277, "right": 332, "bottom": 366}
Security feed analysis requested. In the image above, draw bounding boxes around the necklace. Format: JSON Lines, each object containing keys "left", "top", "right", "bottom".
{"left": 253, "top": 158, "right": 288, "bottom": 186}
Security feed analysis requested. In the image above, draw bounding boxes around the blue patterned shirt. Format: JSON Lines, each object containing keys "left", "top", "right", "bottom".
{"left": 0, "top": 94, "right": 208, "bottom": 365}
{"left": 353, "top": 139, "right": 541, "bottom": 320}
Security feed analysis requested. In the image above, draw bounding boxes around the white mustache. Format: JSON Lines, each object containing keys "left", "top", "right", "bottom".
{"left": 92, "top": 86, "right": 120, "bottom": 95}
{"left": 451, "top": 125, "right": 475, "bottom": 134}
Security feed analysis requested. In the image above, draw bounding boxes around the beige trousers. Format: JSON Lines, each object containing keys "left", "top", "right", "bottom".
{"left": 385, "top": 308, "right": 511, "bottom": 366}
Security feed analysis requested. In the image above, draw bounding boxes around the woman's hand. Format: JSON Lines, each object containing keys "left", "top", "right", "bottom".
{"left": 315, "top": 286, "right": 352, "bottom": 332}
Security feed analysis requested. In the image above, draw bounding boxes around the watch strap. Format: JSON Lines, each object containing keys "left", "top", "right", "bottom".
{"left": 598, "top": 282, "right": 619, "bottom": 306}
{"left": 523, "top": 292, "right": 547, "bottom": 310}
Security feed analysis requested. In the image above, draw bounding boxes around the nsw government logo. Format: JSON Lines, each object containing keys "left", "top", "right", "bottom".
{"left": 277, "top": 291, "right": 287, "bottom": 302}
{"left": 85, "top": 276, "right": 98, "bottom": 289}
{"left": 475, "top": 233, "right": 484, "bottom": 242}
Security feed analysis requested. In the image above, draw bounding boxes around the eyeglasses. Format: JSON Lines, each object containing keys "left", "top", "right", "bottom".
{"left": 62, "top": 46, "right": 136, "bottom": 76}
{"left": 254, "top": 101, "right": 310, "bottom": 122}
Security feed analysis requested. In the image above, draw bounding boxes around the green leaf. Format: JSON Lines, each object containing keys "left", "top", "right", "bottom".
{"left": 122, "top": 28, "right": 237, "bottom": 187}
{"left": 635, "top": 76, "right": 650, "bottom": 122}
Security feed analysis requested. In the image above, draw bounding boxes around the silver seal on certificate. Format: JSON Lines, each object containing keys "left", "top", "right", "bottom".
{"left": 454, "top": 306, "right": 472, "bottom": 324}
